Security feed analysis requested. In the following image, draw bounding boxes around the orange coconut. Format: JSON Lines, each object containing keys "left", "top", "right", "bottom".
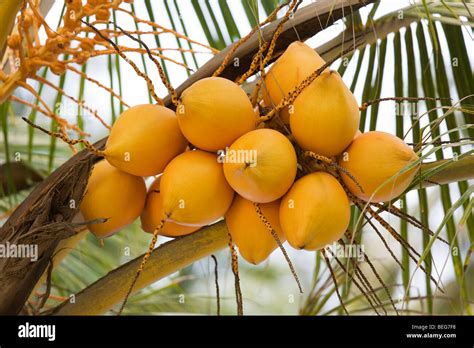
{"left": 140, "top": 177, "right": 200, "bottom": 237}
{"left": 225, "top": 195, "right": 285, "bottom": 265}
{"left": 279, "top": 172, "right": 350, "bottom": 250}
{"left": 262, "top": 41, "right": 327, "bottom": 124}
{"left": 176, "top": 77, "right": 256, "bottom": 152}
{"left": 290, "top": 70, "right": 360, "bottom": 157}
{"left": 80, "top": 160, "right": 146, "bottom": 238}
{"left": 104, "top": 104, "right": 187, "bottom": 177}
{"left": 338, "top": 131, "right": 419, "bottom": 202}
{"left": 223, "top": 128, "right": 297, "bottom": 203}
{"left": 160, "top": 150, "right": 234, "bottom": 226}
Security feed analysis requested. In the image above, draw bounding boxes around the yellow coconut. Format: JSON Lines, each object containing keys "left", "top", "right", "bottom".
{"left": 105, "top": 104, "right": 187, "bottom": 176}
{"left": 160, "top": 150, "right": 234, "bottom": 226}
{"left": 140, "top": 177, "right": 201, "bottom": 237}
{"left": 338, "top": 131, "right": 419, "bottom": 202}
{"left": 290, "top": 70, "right": 360, "bottom": 157}
{"left": 262, "top": 41, "right": 327, "bottom": 124}
{"left": 176, "top": 77, "right": 256, "bottom": 152}
{"left": 225, "top": 195, "right": 285, "bottom": 265}
{"left": 223, "top": 128, "right": 297, "bottom": 203}
{"left": 80, "top": 160, "right": 146, "bottom": 238}
{"left": 279, "top": 172, "right": 350, "bottom": 250}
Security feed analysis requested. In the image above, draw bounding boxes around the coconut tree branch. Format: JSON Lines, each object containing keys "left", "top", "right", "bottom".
{"left": 0, "top": 0, "right": 371, "bottom": 315}
{"left": 49, "top": 155, "right": 474, "bottom": 315}
{"left": 52, "top": 221, "right": 229, "bottom": 315}
{"left": 420, "top": 155, "right": 474, "bottom": 187}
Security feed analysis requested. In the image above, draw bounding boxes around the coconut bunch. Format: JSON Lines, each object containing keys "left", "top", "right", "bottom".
{"left": 78, "top": 41, "right": 420, "bottom": 267}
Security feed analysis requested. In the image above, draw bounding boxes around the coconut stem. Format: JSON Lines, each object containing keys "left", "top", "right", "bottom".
{"left": 257, "top": 0, "right": 300, "bottom": 71}
{"left": 236, "top": 0, "right": 299, "bottom": 85}
{"left": 304, "top": 151, "right": 365, "bottom": 193}
{"left": 81, "top": 20, "right": 164, "bottom": 106}
{"left": 22, "top": 117, "right": 106, "bottom": 157}
{"left": 327, "top": 244, "right": 384, "bottom": 315}
{"left": 52, "top": 222, "right": 229, "bottom": 315}
{"left": 345, "top": 237, "right": 399, "bottom": 315}
{"left": 210, "top": 254, "right": 220, "bottom": 316}
{"left": 117, "top": 218, "right": 165, "bottom": 315}
{"left": 364, "top": 204, "right": 445, "bottom": 293}
{"left": 253, "top": 202, "right": 303, "bottom": 294}
{"left": 371, "top": 202, "right": 448, "bottom": 245}
{"left": 235, "top": 42, "right": 269, "bottom": 84}
{"left": 112, "top": 22, "right": 180, "bottom": 107}
{"left": 251, "top": 79, "right": 263, "bottom": 107}
{"left": 227, "top": 231, "right": 243, "bottom": 315}
{"left": 212, "top": 0, "right": 290, "bottom": 78}
{"left": 321, "top": 248, "right": 348, "bottom": 315}
{"left": 360, "top": 215, "right": 404, "bottom": 270}
{"left": 337, "top": 235, "right": 390, "bottom": 315}
{"left": 359, "top": 96, "right": 452, "bottom": 111}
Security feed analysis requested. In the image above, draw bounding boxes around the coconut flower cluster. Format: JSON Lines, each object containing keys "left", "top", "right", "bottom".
{"left": 79, "top": 41, "right": 420, "bottom": 268}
